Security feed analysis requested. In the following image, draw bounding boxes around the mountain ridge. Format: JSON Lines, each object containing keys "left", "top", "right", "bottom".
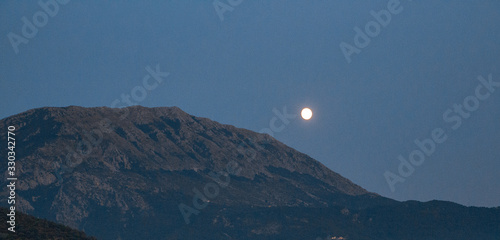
{"left": 1, "top": 106, "right": 498, "bottom": 240}
{"left": 0, "top": 105, "right": 369, "bottom": 195}
{"left": 0, "top": 207, "right": 97, "bottom": 240}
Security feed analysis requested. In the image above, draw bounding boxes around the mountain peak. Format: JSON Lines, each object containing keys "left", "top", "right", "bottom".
{"left": 1, "top": 106, "right": 498, "bottom": 240}
{"left": 1, "top": 106, "right": 369, "bottom": 237}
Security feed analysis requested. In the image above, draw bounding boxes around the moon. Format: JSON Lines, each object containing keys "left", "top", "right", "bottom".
{"left": 301, "top": 108, "right": 313, "bottom": 120}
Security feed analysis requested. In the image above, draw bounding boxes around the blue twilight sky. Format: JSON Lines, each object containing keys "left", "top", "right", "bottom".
{"left": 1, "top": 0, "right": 499, "bottom": 207}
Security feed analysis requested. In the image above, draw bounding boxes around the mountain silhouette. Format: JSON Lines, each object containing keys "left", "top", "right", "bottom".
{"left": 0, "top": 207, "right": 96, "bottom": 239}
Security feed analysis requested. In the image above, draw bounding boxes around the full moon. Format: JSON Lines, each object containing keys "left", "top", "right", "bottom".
{"left": 301, "top": 108, "right": 313, "bottom": 120}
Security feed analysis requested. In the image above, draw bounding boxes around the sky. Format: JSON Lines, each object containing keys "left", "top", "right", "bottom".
{"left": 1, "top": 0, "right": 499, "bottom": 207}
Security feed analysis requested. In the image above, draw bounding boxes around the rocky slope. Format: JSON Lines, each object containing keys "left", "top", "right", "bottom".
{"left": 0, "top": 207, "right": 96, "bottom": 240}
{"left": 0, "top": 106, "right": 498, "bottom": 240}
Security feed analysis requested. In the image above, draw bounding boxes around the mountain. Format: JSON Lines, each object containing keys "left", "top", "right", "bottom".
{"left": 0, "top": 207, "right": 96, "bottom": 240}
{"left": 0, "top": 106, "right": 499, "bottom": 240}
